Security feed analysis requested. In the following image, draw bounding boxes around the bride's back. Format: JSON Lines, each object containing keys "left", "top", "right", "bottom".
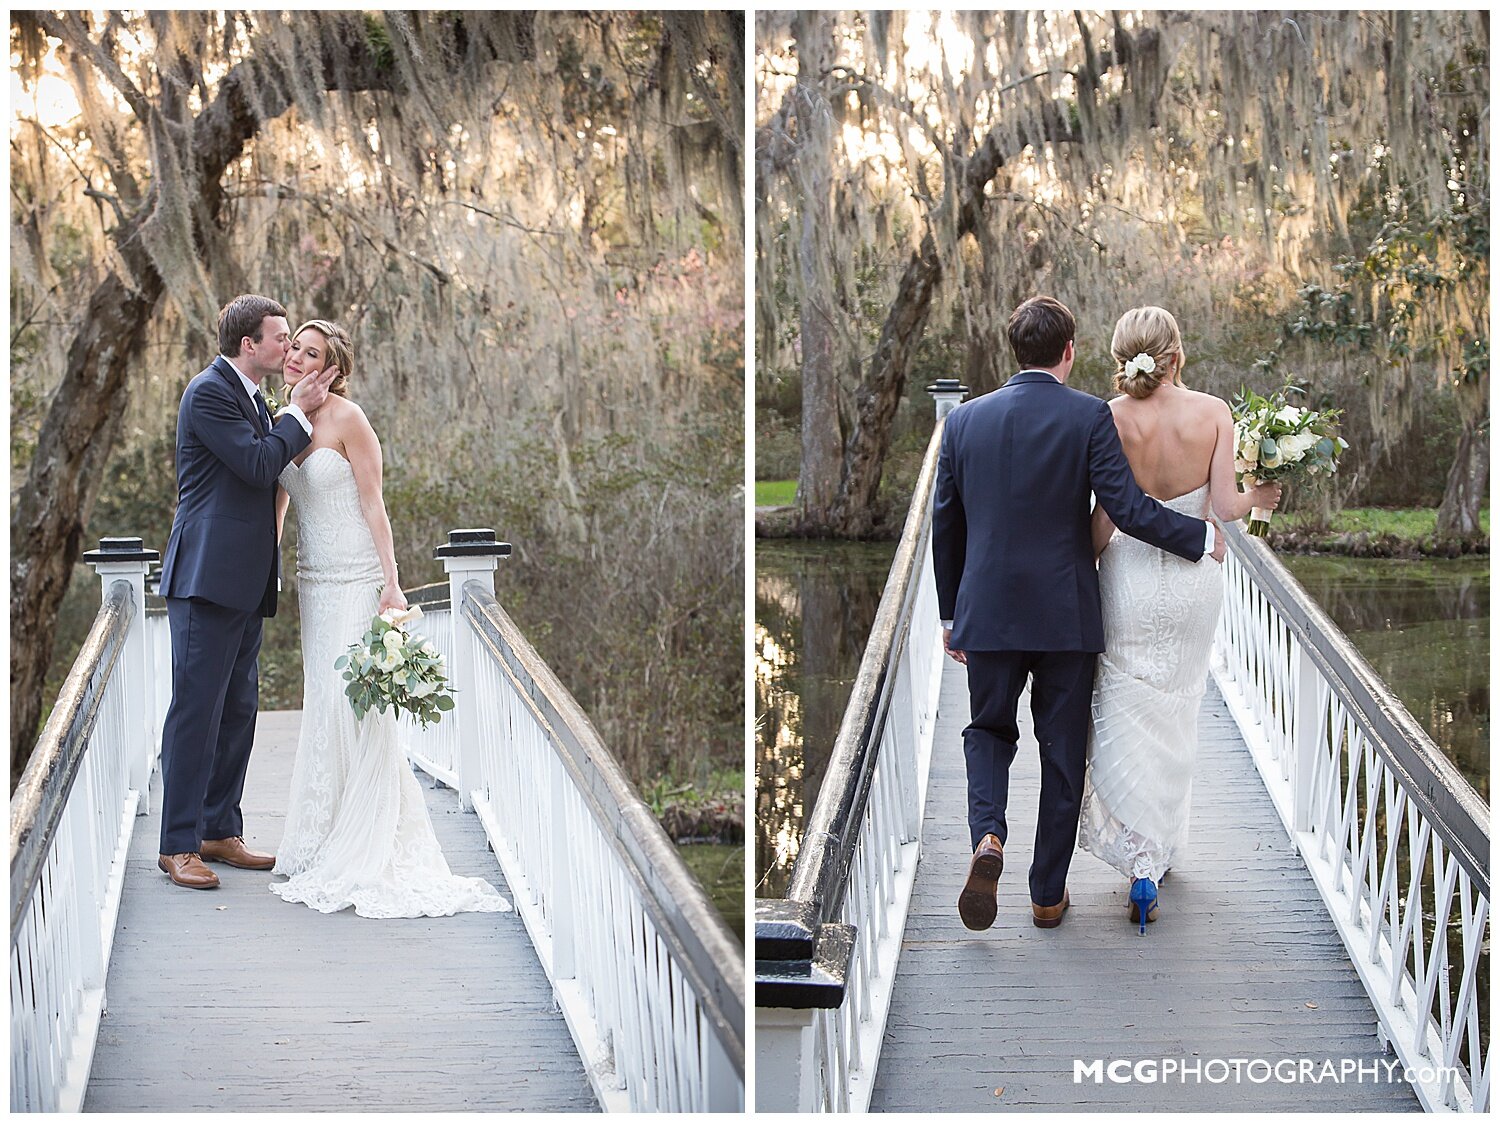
{"left": 1105, "top": 306, "right": 1224, "bottom": 501}
{"left": 1109, "top": 382, "right": 1222, "bottom": 501}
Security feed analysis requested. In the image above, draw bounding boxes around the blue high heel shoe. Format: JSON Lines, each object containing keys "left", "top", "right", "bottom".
{"left": 1128, "top": 878, "right": 1158, "bottom": 935}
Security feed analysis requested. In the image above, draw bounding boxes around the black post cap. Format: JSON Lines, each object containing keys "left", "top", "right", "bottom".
{"left": 926, "top": 378, "right": 968, "bottom": 395}
{"left": 754, "top": 906, "right": 856, "bottom": 1009}
{"left": 82, "top": 537, "right": 161, "bottom": 564}
{"left": 433, "top": 528, "right": 513, "bottom": 560}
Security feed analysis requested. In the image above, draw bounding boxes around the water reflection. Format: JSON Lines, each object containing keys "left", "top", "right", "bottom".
{"left": 1280, "top": 555, "right": 1489, "bottom": 798}
{"left": 755, "top": 541, "right": 896, "bottom": 896}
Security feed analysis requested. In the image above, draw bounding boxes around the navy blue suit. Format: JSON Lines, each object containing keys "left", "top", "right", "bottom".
{"left": 157, "top": 357, "right": 310, "bottom": 854}
{"left": 932, "top": 369, "right": 1208, "bottom": 905}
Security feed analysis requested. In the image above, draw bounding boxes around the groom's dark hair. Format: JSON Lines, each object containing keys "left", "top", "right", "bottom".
{"left": 1007, "top": 296, "right": 1075, "bottom": 369}
{"left": 218, "top": 294, "right": 287, "bottom": 357}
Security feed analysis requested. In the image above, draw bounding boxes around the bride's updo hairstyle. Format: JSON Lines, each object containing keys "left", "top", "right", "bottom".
{"left": 1110, "top": 306, "right": 1184, "bottom": 399}
{"left": 293, "top": 319, "right": 354, "bottom": 398}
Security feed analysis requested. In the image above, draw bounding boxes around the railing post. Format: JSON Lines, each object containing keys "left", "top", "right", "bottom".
{"left": 756, "top": 1007, "right": 818, "bottom": 1111}
{"left": 82, "top": 537, "right": 160, "bottom": 814}
{"left": 1290, "top": 635, "right": 1322, "bottom": 833}
{"left": 549, "top": 756, "right": 577, "bottom": 981}
{"left": 433, "top": 529, "right": 512, "bottom": 809}
{"left": 755, "top": 900, "right": 855, "bottom": 1110}
{"left": 926, "top": 378, "right": 968, "bottom": 420}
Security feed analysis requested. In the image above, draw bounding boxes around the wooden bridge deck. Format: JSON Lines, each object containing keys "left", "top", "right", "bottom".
{"left": 84, "top": 711, "right": 597, "bottom": 1112}
{"left": 869, "top": 656, "right": 1418, "bottom": 1112}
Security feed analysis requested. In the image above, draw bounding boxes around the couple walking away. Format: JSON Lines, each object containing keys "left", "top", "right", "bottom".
{"left": 154, "top": 293, "right": 509, "bottom": 919}
{"left": 934, "top": 296, "right": 1281, "bottom": 935}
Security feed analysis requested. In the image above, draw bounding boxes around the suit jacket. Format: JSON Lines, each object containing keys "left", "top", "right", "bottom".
{"left": 159, "top": 356, "right": 311, "bottom": 616}
{"left": 933, "top": 370, "right": 1207, "bottom": 653}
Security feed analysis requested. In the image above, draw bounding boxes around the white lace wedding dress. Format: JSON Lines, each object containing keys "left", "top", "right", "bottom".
{"left": 1078, "top": 483, "right": 1222, "bottom": 883}
{"left": 270, "top": 447, "right": 510, "bottom": 919}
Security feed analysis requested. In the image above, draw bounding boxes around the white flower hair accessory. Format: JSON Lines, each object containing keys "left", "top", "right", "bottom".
{"left": 1122, "top": 353, "right": 1157, "bottom": 379}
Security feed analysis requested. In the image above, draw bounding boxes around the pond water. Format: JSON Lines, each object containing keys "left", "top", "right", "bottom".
{"left": 1279, "top": 554, "right": 1488, "bottom": 798}
{"left": 755, "top": 540, "right": 1488, "bottom": 895}
{"left": 676, "top": 841, "right": 744, "bottom": 942}
{"left": 755, "top": 541, "right": 896, "bottom": 897}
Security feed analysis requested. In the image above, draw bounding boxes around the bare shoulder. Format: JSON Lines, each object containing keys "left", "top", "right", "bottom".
{"left": 327, "top": 395, "right": 374, "bottom": 436}
{"left": 1182, "top": 387, "right": 1232, "bottom": 420}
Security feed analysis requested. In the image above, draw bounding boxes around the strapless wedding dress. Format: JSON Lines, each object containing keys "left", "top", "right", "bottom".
{"left": 270, "top": 447, "right": 510, "bottom": 918}
{"left": 1078, "top": 483, "right": 1222, "bottom": 883}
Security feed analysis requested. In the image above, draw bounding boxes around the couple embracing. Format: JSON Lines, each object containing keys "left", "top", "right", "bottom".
{"left": 934, "top": 296, "right": 1281, "bottom": 935}
{"left": 155, "top": 294, "right": 509, "bottom": 919}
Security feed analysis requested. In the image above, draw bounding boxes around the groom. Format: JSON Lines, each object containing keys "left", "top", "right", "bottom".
{"left": 932, "top": 295, "right": 1223, "bottom": 930}
{"left": 155, "top": 295, "right": 337, "bottom": 889}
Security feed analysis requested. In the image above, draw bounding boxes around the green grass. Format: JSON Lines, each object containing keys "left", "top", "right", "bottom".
{"left": 1280, "top": 506, "right": 1489, "bottom": 541}
{"left": 756, "top": 479, "right": 797, "bottom": 507}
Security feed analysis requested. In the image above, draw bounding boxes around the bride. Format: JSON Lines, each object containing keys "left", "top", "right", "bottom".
{"left": 269, "top": 319, "right": 510, "bottom": 919}
{"left": 1078, "top": 306, "right": 1280, "bottom": 934}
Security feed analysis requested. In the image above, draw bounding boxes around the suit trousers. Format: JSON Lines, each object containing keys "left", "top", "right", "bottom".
{"left": 962, "top": 650, "right": 1097, "bottom": 908}
{"left": 158, "top": 597, "right": 263, "bottom": 854}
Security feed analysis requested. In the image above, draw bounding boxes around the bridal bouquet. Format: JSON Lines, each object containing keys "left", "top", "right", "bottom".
{"left": 1231, "top": 382, "right": 1347, "bottom": 537}
{"left": 335, "top": 605, "right": 455, "bottom": 728}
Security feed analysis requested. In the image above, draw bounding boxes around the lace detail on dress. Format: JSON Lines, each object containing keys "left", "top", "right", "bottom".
{"left": 1078, "top": 483, "right": 1221, "bottom": 883}
{"left": 271, "top": 448, "right": 510, "bottom": 918}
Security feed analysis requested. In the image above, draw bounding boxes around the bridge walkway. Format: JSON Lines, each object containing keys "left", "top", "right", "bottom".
{"left": 83, "top": 711, "right": 597, "bottom": 1113}
{"left": 869, "top": 655, "right": 1419, "bottom": 1112}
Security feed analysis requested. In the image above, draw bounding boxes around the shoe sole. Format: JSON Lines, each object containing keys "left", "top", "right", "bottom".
{"left": 157, "top": 860, "right": 219, "bottom": 889}
{"left": 958, "top": 851, "right": 1003, "bottom": 931}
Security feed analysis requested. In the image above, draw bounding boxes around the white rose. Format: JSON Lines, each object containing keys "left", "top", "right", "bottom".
{"left": 382, "top": 629, "right": 404, "bottom": 653}
{"left": 420, "top": 640, "right": 436, "bottom": 655}
{"left": 1234, "top": 457, "right": 1251, "bottom": 474}
{"left": 1276, "top": 434, "right": 1301, "bottom": 463}
{"left": 411, "top": 679, "right": 436, "bottom": 698}
{"left": 1239, "top": 438, "right": 1259, "bottom": 463}
{"left": 1276, "top": 405, "right": 1303, "bottom": 424}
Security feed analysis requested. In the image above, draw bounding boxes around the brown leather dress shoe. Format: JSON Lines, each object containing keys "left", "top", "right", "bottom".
{"left": 1031, "top": 889, "right": 1070, "bottom": 929}
{"left": 958, "top": 833, "right": 1005, "bottom": 931}
{"left": 200, "top": 836, "right": 276, "bottom": 870}
{"left": 158, "top": 852, "right": 220, "bottom": 890}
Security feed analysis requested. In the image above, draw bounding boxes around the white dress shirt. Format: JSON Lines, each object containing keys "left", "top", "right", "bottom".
{"left": 223, "top": 356, "right": 312, "bottom": 437}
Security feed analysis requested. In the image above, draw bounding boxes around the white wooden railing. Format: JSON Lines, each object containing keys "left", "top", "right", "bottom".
{"left": 394, "top": 531, "right": 744, "bottom": 1112}
{"left": 12, "top": 531, "right": 745, "bottom": 1114}
{"left": 11, "top": 538, "right": 159, "bottom": 1112}
{"left": 754, "top": 383, "right": 957, "bottom": 1112}
{"left": 1214, "top": 524, "right": 1489, "bottom": 1113}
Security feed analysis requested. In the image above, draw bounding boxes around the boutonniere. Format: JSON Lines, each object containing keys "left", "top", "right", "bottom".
{"left": 262, "top": 384, "right": 286, "bottom": 415}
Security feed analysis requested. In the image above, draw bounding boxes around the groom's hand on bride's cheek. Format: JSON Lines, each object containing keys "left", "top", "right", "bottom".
{"left": 291, "top": 364, "right": 339, "bottom": 413}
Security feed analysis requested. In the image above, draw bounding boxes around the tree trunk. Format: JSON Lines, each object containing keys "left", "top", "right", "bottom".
{"left": 1436, "top": 410, "right": 1488, "bottom": 542}
{"left": 11, "top": 268, "right": 161, "bottom": 779}
{"left": 793, "top": 13, "right": 842, "bottom": 527}
{"left": 963, "top": 221, "right": 1007, "bottom": 397}
{"left": 827, "top": 233, "right": 943, "bottom": 536}
{"left": 807, "top": 78, "right": 1080, "bottom": 538}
